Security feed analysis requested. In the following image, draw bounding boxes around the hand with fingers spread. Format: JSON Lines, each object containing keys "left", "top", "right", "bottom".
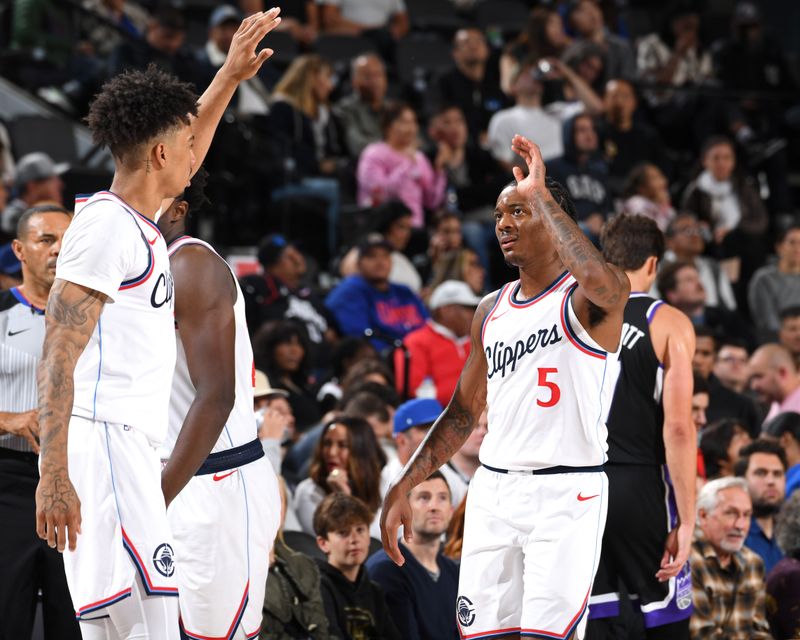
{"left": 1, "top": 409, "right": 41, "bottom": 453}
{"left": 380, "top": 481, "right": 414, "bottom": 566}
{"left": 656, "top": 521, "right": 693, "bottom": 582}
{"left": 36, "top": 465, "right": 82, "bottom": 553}
{"left": 221, "top": 7, "right": 282, "bottom": 82}
{"left": 510, "top": 134, "right": 547, "bottom": 201}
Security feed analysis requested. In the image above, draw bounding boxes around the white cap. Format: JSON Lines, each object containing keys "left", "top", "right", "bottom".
{"left": 429, "top": 280, "right": 482, "bottom": 311}
{"left": 253, "top": 370, "right": 288, "bottom": 399}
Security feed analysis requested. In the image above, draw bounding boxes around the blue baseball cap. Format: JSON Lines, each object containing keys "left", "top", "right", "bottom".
{"left": 393, "top": 398, "right": 443, "bottom": 434}
{"left": 0, "top": 243, "right": 21, "bottom": 276}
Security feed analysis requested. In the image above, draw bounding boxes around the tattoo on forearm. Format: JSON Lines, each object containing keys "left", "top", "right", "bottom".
{"left": 403, "top": 391, "right": 476, "bottom": 487}
{"left": 533, "top": 192, "right": 622, "bottom": 307}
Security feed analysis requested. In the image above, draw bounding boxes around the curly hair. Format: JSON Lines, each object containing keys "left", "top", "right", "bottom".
{"left": 86, "top": 64, "right": 198, "bottom": 164}
{"left": 776, "top": 492, "right": 800, "bottom": 558}
{"left": 501, "top": 177, "right": 578, "bottom": 220}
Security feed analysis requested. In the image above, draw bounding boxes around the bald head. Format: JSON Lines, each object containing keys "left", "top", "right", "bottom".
{"left": 749, "top": 343, "right": 800, "bottom": 405}
{"left": 350, "top": 54, "right": 386, "bottom": 106}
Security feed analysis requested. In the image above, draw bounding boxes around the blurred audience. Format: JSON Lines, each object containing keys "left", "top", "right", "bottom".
{"left": 620, "top": 162, "right": 676, "bottom": 232}
{"left": 712, "top": 338, "right": 750, "bottom": 394}
{"left": 766, "top": 492, "right": 800, "bottom": 639}
{"left": 778, "top": 307, "right": 800, "bottom": 368}
{"left": 1, "top": 152, "right": 67, "bottom": 235}
{"left": 334, "top": 54, "right": 388, "bottom": 158}
{"left": 749, "top": 344, "right": 800, "bottom": 424}
{"left": 699, "top": 419, "right": 752, "bottom": 480}
{"left": 763, "top": 412, "right": 800, "bottom": 500}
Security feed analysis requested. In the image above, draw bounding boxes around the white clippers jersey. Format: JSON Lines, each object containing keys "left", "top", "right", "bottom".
{"left": 57, "top": 192, "right": 176, "bottom": 445}
{"left": 163, "top": 237, "right": 258, "bottom": 456}
{"left": 479, "top": 271, "right": 621, "bottom": 470}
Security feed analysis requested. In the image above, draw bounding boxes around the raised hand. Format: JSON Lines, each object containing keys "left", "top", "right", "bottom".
{"left": 510, "top": 134, "right": 547, "bottom": 200}
{"left": 221, "top": 8, "right": 282, "bottom": 82}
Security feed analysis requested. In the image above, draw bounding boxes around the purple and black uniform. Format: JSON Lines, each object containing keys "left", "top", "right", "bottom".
{"left": 586, "top": 293, "right": 693, "bottom": 638}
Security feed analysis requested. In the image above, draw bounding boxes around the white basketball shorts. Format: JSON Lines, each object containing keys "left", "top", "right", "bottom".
{"left": 63, "top": 417, "right": 178, "bottom": 621}
{"left": 168, "top": 454, "right": 280, "bottom": 639}
{"left": 457, "top": 465, "right": 608, "bottom": 640}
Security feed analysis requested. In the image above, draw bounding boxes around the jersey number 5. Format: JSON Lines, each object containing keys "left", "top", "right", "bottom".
{"left": 536, "top": 367, "right": 561, "bottom": 408}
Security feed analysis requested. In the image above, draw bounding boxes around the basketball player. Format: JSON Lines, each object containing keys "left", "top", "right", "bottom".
{"left": 34, "top": 10, "right": 281, "bottom": 639}
{"left": 382, "top": 134, "right": 629, "bottom": 640}
{"left": 586, "top": 214, "right": 697, "bottom": 639}
{"left": 157, "top": 167, "right": 280, "bottom": 639}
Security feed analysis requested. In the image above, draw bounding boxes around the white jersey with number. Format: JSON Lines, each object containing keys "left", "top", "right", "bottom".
{"left": 479, "top": 271, "right": 621, "bottom": 470}
{"left": 57, "top": 191, "right": 176, "bottom": 445}
{"left": 162, "top": 236, "right": 257, "bottom": 455}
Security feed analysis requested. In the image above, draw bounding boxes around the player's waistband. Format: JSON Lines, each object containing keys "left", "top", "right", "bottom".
{"left": 482, "top": 463, "right": 605, "bottom": 476}
{"left": 195, "top": 438, "right": 264, "bottom": 476}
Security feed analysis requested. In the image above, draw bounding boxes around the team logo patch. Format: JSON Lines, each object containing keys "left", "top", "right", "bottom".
{"left": 675, "top": 567, "right": 693, "bottom": 610}
{"left": 153, "top": 543, "right": 175, "bottom": 578}
{"left": 457, "top": 595, "right": 476, "bottom": 627}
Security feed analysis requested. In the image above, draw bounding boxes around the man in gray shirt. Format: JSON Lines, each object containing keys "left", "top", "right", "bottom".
{"left": 0, "top": 204, "right": 78, "bottom": 639}
{"left": 333, "top": 53, "right": 388, "bottom": 158}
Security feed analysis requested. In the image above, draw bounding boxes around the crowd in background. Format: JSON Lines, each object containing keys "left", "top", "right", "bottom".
{"left": 2, "top": 0, "right": 800, "bottom": 638}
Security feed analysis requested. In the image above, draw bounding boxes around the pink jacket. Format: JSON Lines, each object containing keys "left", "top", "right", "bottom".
{"left": 357, "top": 142, "right": 447, "bottom": 227}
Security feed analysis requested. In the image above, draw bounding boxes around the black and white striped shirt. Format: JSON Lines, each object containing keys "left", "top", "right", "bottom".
{"left": 0, "top": 288, "right": 45, "bottom": 453}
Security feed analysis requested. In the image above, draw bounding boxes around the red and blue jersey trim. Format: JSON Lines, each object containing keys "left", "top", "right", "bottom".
{"left": 461, "top": 626, "right": 521, "bottom": 639}
{"left": 118, "top": 234, "right": 154, "bottom": 290}
{"left": 179, "top": 582, "right": 250, "bottom": 640}
{"left": 76, "top": 191, "right": 162, "bottom": 236}
{"left": 121, "top": 528, "right": 179, "bottom": 597}
{"left": 508, "top": 270, "right": 570, "bottom": 308}
{"left": 480, "top": 284, "right": 509, "bottom": 345}
{"left": 74, "top": 587, "right": 132, "bottom": 620}
{"left": 560, "top": 285, "right": 606, "bottom": 360}
{"left": 519, "top": 588, "right": 591, "bottom": 639}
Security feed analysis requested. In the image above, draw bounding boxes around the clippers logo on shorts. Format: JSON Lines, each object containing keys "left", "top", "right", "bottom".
{"left": 153, "top": 543, "right": 175, "bottom": 577}
{"left": 457, "top": 595, "right": 476, "bottom": 627}
{"left": 485, "top": 324, "right": 562, "bottom": 379}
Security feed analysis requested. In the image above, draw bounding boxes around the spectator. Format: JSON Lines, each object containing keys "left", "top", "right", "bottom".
{"left": 0, "top": 205, "right": 79, "bottom": 640}
{"left": 380, "top": 398, "right": 442, "bottom": 495}
{"left": 313, "top": 493, "right": 402, "bottom": 640}
{"left": 440, "top": 409, "right": 487, "bottom": 508}
{"left": 430, "top": 28, "right": 507, "bottom": 142}
{"left": 325, "top": 234, "right": 428, "bottom": 352}
{"left": 107, "top": 7, "right": 195, "bottom": 82}
{"left": 657, "top": 261, "right": 752, "bottom": 347}
{"left": 316, "top": 337, "right": 378, "bottom": 413}
{"left": 426, "top": 104, "right": 506, "bottom": 220}
{"left": 748, "top": 344, "right": 800, "bottom": 423}
{"left": 734, "top": 440, "right": 787, "bottom": 573}
{"left": 662, "top": 213, "right": 737, "bottom": 311}
{"left": 682, "top": 136, "right": 768, "bottom": 303}
{"left": 778, "top": 307, "right": 800, "bottom": 367}
{"left": 693, "top": 371, "right": 710, "bottom": 478}
{"left": 564, "top": 0, "right": 635, "bottom": 84}
{"left": 1, "top": 152, "right": 68, "bottom": 235}
{"left": 427, "top": 211, "right": 463, "bottom": 268}
{"left": 749, "top": 225, "right": 800, "bottom": 343}
{"left": 241, "top": 233, "right": 336, "bottom": 368}
{"left": 396, "top": 280, "right": 480, "bottom": 407}
{"left": 487, "top": 60, "right": 570, "bottom": 170}
{"left": 547, "top": 112, "right": 611, "bottom": 239}
{"left": 597, "top": 78, "right": 666, "bottom": 196}
{"left": 357, "top": 102, "right": 447, "bottom": 228}
{"left": 340, "top": 361, "right": 394, "bottom": 399}
{"left": 428, "top": 247, "right": 485, "bottom": 298}
{"left": 334, "top": 54, "right": 388, "bottom": 158}
{"left": 341, "top": 389, "right": 398, "bottom": 463}
{"left": 500, "top": 6, "right": 572, "bottom": 94}
{"left": 295, "top": 416, "right": 386, "bottom": 537}
{"left": 562, "top": 40, "right": 606, "bottom": 95}
{"left": 713, "top": 338, "right": 750, "bottom": 394}
{"left": 254, "top": 370, "right": 295, "bottom": 473}
{"left": 193, "top": 5, "right": 277, "bottom": 114}
{"left": 693, "top": 325, "right": 760, "bottom": 436}
{"left": 766, "top": 492, "right": 800, "bottom": 639}
{"left": 0, "top": 244, "right": 22, "bottom": 291}
{"left": 317, "top": 0, "right": 408, "bottom": 43}
{"left": 700, "top": 419, "right": 752, "bottom": 479}
{"left": 690, "top": 477, "right": 773, "bottom": 639}
{"left": 763, "top": 412, "right": 800, "bottom": 499}
{"left": 253, "top": 320, "right": 322, "bottom": 432}
{"left": 366, "top": 471, "right": 460, "bottom": 640}
{"left": 619, "top": 163, "right": 676, "bottom": 233}
{"left": 80, "top": 0, "right": 149, "bottom": 58}
{"left": 260, "top": 476, "right": 331, "bottom": 639}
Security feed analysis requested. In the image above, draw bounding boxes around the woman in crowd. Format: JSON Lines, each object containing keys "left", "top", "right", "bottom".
{"left": 620, "top": 163, "right": 676, "bottom": 232}
{"left": 253, "top": 320, "right": 322, "bottom": 433}
{"left": 682, "top": 135, "right": 768, "bottom": 301}
{"left": 428, "top": 247, "right": 485, "bottom": 297}
{"left": 316, "top": 337, "right": 377, "bottom": 414}
{"left": 357, "top": 102, "right": 448, "bottom": 228}
{"left": 294, "top": 416, "right": 386, "bottom": 538}
{"left": 699, "top": 418, "right": 753, "bottom": 480}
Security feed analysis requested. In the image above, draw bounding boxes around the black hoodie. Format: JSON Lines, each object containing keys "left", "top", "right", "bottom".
{"left": 317, "top": 561, "right": 402, "bottom": 640}
{"left": 546, "top": 114, "right": 612, "bottom": 222}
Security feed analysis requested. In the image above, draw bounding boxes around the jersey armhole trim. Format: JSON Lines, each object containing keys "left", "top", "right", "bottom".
{"left": 480, "top": 284, "right": 508, "bottom": 345}
{"left": 646, "top": 300, "right": 664, "bottom": 325}
{"left": 560, "top": 285, "right": 607, "bottom": 360}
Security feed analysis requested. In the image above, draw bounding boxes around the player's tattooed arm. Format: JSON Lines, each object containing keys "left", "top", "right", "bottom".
{"left": 36, "top": 279, "right": 106, "bottom": 552}
{"left": 510, "top": 134, "right": 629, "bottom": 311}
{"left": 381, "top": 294, "right": 491, "bottom": 565}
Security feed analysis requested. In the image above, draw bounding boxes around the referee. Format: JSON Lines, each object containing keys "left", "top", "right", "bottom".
{"left": 0, "top": 204, "right": 79, "bottom": 638}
